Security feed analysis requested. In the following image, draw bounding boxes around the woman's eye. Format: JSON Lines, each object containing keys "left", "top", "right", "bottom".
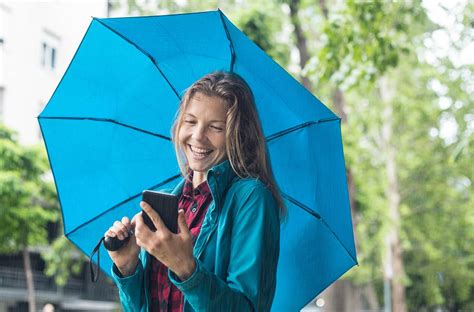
{"left": 210, "top": 125, "right": 223, "bottom": 131}
{"left": 184, "top": 120, "right": 196, "bottom": 124}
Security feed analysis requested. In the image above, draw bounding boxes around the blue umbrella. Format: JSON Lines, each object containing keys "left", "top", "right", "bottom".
{"left": 38, "top": 10, "right": 357, "bottom": 311}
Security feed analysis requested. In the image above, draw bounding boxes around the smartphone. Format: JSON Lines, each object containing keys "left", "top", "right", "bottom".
{"left": 142, "top": 190, "right": 179, "bottom": 233}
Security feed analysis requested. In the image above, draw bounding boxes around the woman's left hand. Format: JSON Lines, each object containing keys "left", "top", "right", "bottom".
{"left": 134, "top": 201, "right": 196, "bottom": 281}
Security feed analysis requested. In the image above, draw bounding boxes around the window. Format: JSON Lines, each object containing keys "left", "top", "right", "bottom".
{"left": 41, "top": 42, "right": 57, "bottom": 69}
{"left": 41, "top": 28, "right": 60, "bottom": 70}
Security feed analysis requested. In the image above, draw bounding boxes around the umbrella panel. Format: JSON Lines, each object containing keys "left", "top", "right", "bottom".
{"left": 41, "top": 20, "right": 181, "bottom": 137}
{"left": 268, "top": 120, "right": 356, "bottom": 256}
{"left": 99, "top": 14, "right": 232, "bottom": 96}
{"left": 267, "top": 120, "right": 357, "bottom": 310}
{"left": 220, "top": 14, "right": 336, "bottom": 135}
{"left": 39, "top": 118, "right": 178, "bottom": 234}
{"left": 273, "top": 199, "right": 356, "bottom": 311}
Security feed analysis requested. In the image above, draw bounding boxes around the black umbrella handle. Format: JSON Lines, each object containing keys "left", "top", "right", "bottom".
{"left": 103, "top": 235, "right": 131, "bottom": 251}
{"left": 89, "top": 233, "right": 132, "bottom": 283}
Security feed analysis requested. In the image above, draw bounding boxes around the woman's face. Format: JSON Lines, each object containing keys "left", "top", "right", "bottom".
{"left": 178, "top": 92, "right": 228, "bottom": 173}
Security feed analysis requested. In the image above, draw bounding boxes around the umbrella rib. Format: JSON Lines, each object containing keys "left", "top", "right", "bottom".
{"left": 282, "top": 193, "right": 358, "bottom": 265}
{"left": 281, "top": 193, "right": 321, "bottom": 219}
{"left": 65, "top": 173, "right": 182, "bottom": 238}
{"left": 93, "top": 18, "right": 182, "bottom": 101}
{"left": 218, "top": 9, "right": 236, "bottom": 72}
{"left": 38, "top": 116, "right": 171, "bottom": 141}
{"left": 319, "top": 217, "right": 359, "bottom": 265}
{"left": 266, "top": 117, "right": 340, "bottom": 142}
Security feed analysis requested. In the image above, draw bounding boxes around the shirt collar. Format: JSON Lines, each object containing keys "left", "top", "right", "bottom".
{"left": 182, "top": 171, "right": 211, "bottom": 198}
{"left": 171, "top": 160, "right": 237, "bottom": 205}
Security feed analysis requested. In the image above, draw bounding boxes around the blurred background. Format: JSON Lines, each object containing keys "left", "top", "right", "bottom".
{"left": 0, "top": 0, "right": 472, "bottom": 311}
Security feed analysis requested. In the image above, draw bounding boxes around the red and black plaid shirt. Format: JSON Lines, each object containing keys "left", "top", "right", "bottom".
{"left": 150, "top": 174, "right": 212, "bottom": 312}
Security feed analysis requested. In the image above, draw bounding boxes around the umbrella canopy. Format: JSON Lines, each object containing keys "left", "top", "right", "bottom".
{"left": 38, "top": 10, "right": 357, "bottom": 311}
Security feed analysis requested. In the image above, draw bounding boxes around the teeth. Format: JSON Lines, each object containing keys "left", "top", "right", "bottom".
{"left": 190, "top": 145, "right": 212, "bottom": 154}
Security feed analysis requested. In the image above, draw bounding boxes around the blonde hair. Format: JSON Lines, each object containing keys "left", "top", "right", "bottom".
{"left": 171, "top": 71, "right": 285, "bottom": 216}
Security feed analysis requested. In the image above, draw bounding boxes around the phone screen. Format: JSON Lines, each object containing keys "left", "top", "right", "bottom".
{"left": 142, "top": 190, "right": 179, "bottom": 233}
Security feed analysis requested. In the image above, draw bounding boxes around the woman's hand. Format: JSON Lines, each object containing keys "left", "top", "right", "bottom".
{"left": 135, "top": 201, "right": 196, "bottom": 281}
{"left": 105, "top": 216, "right": 140, "bottom": 276}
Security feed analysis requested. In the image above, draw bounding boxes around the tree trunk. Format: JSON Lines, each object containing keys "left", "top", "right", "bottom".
{"left": 379, "top": 75, "right": 407, "bottom": 312}
{"left": 319, "top": 0, "right": 360, "bottom": 250}
{"left": 287, "top": 0, "right": 311, "bottom": 90}
{"left": 23, "top": 247, "right": 36, "bottom": 312}
{"left": 287, "top": 0, "right": 369, "bottom": 309}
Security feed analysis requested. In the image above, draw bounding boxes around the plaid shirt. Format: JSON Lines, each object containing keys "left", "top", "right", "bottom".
{"left": 150, "top": 174, "right": 212, "bottom": 312}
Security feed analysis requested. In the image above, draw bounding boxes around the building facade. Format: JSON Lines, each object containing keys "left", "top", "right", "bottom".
{"left": 0, "top": 1, "right": 120, "bottom": 311}
{"left": 0, "top": 0, "right": 109, "bottom": 145}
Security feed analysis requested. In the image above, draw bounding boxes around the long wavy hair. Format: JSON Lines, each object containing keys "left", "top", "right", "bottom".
{"left": 171, "top": 71, "right": 285, "bottom": 216}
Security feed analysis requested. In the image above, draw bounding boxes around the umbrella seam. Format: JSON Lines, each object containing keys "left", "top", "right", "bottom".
{"left": 215, "top": 10, "right": 300, "bottom": 121}
{"left": 266, "top": 117, "right": 340, "bottom": 142}
{"left": 281, "top": 193, "right": 321, "bottom": 219}
{"left": 38, "top": 116, "right": 171, "bottom": 141}
{"left": 65, "top": 174, "right": 182, "bottom": 237}
{"left": 93, "top": 18, "right": 182, "bottom": 101}
{"left": 320, "top": 218, "right": 358, "bottom": 265}
{"left": 152, "top": 18, "right": 198, "bottom": 81}
{"left": 218, "top": 10, "right": 236, "bottom": 72}
{"left": 281, "top": 193, "right": 358, "bottom": 265}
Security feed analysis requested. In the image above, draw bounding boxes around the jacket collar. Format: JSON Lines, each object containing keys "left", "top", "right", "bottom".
{"left": 172, "top": 160, "right": 237, "bottom": 208}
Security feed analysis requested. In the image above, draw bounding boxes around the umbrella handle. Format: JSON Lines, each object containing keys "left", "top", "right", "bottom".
{"left": 104, "top": 234, "right": 131, "bottom": 251}
{"left": 89, "top": 233, "right": 132, "bottom": 283}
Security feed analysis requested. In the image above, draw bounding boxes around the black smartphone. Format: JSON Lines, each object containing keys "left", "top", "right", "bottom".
{"left": 142, "top": 190, "right": 179, "bottom": 233}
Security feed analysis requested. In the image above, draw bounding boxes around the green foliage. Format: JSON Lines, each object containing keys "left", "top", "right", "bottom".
{"left": 396, "top": 59, "right": 473, "bottom": 310}
{"left": 0, "top": 124, "right": 84, "bottom": 286}
{"left": 337, "top": 49, "right": 473, "bottom": 309}
{"left": 0, "top": 125, "right": 58, "bottom": 252}
{"left": 42, "top": 236, "right": 83, "bottom": 286}
{"left": 305, "top": 0, "right": 427, "bottom": 90}
{"left": 300, "top": 0, "right": 473, "bottom": 309}
{"left": 232, "top": 4, "right": 290, "bottom": 67}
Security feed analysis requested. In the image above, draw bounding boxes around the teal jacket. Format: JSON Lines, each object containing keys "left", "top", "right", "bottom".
{"left": 111, "top": 160, "right": 280, "bottom": 311}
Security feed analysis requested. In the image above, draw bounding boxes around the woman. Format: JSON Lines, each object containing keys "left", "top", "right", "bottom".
{"left": 106, "top": 71, "right": 284, "bottom": 311}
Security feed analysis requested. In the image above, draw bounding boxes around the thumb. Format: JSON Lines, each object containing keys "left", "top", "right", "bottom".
{"left": 177, "top": 209, "right": 190, "bottom": 235}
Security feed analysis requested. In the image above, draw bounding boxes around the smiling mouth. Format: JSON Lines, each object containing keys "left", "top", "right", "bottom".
{"left": 188, "top": 145, "right": 213, "bottom": 158}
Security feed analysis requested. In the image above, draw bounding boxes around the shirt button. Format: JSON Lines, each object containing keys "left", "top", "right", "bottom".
{"left": 215, "top": 170, "right": 220, "bottom": 175}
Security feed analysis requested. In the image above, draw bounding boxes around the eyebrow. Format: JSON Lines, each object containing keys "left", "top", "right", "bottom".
{"left": 184, "top": 113, "right": 226, "bottom": 123}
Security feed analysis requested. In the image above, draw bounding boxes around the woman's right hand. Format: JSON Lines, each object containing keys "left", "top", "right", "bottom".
{"left": 105, "top": 216, "right": 140, "bottom": 277}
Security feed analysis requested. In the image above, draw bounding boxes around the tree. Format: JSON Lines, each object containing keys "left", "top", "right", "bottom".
{"left": 0, "top": 125, "right": 58, "bottom": 312}
{"left": 304, "top": 1, "right": 473, "bottom": 310}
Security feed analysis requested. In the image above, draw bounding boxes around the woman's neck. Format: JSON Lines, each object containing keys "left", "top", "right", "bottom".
{"left": 192, "top": 171, "right": 206, "bottom": 188}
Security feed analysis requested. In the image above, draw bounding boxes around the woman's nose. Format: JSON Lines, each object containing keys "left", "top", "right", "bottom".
{"left": 192, "top": 125, "right": 206, "bottom": 140}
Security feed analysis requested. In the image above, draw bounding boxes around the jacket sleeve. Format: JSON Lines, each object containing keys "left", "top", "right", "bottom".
{"left": 111, "top": 254, "right": 147, "bottom": 312}
{"left": 169, "top": 182, "right": 281, "bottom": 311}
